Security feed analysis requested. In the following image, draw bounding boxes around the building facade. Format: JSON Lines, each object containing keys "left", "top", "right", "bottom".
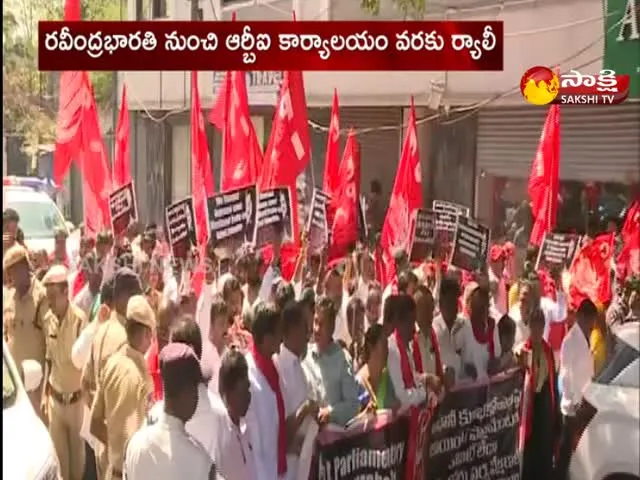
{"left": 118, "top": 0, "right": 640, "bottom": 233}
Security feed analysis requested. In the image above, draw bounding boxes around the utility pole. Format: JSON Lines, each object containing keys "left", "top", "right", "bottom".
{"left": 191, "top": 0, "right": 200, "bottom": 21}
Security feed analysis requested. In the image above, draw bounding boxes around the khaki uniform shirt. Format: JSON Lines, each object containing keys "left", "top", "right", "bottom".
{"left": 46, "top": 303, "right": 88, "bottom": 394}
{"left": 91, "top": 345, "right": 153, "bottom": 479}
{"left": 3, "top": 278, "right": 53, "bottom": 368}
{"left": 82, "top": 311, "right": 127, "bottom": 404}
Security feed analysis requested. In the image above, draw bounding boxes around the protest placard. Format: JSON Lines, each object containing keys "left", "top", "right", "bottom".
{"left": 108, "top": 182, "right": 138, "bottom": 237}
{"left": 254, "top": 187, "right": 293, "bottom": 248}
{"left": 426, "top": 370, "right": 524, "bottom": 480}
{"left": 410, "top": 209, "right": 436, "bottom": 263}
{"left": 306, "top": 188, "right": 330, "bottom": 253}
{"left": 450, "top": 216, "right": 490, "bottom": 272}
{"left": 207, "top": 185, "right": 257, "bottom": 251}
{"left": 164, "top": 197, "right": 196, "bottom": 260}
{"left": 535, "top": 232, "right": 581, "bottom": 270}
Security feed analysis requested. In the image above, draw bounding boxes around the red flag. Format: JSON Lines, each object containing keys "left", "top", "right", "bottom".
{"left": 568, "top": 232, "right": 615, "bottom": 309}
{"left": 112, "top": 83, "right": 131, "bottom": 188}
{"left": 528, "top": 105, "right": 560, "bottom": 246}
{"left": 616, "top": 200, "right": 640, "bottom": 280}
{"left": 323, "top": 89, "right": 341, "bottom": 197}
{"left": 209, "top": 72, "right": 263, "bottom": 192}
{"left": 190, "top": 72, "right": 215, "bottom": 247}
{"left": 379, "top": 99, "right": 422, "bottom": 285}
{"left": 329, "top": 130, "right": 360, "bottom": 260}
{"left": 190, "top": 72, "right": 215, "bottom": 297}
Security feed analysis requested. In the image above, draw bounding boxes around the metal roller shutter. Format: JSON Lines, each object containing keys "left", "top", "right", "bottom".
{"left": 477, "top": 103, "right": 640, "bottom": 182}
{"left": 308, "top": 107, "right": 403, "bottom": 195}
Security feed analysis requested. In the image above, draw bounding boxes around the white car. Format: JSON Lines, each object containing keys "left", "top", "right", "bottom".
{"left": 570, "top": 322, "right": 640, "bottom": 480}
{"left": 4, "top": 185, "right": 79, "bottom": 258}
{"left": 2, "top": 342, "right": 61, "bottom": 479}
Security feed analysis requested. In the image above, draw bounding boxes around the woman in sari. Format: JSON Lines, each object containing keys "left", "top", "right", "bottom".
{"left": 356, "top": 324, "right": 399, "bottom": 412}
{"left": 518, "top": 308, "right": 560, "bottom": 480}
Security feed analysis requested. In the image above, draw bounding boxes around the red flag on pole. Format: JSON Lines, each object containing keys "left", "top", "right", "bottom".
{"left": 190, "top": 72, "right": 215, "bottom": 248}
{"left": 568, "top": 233, "right": 615, "bottom": 309}
{"left": 329, "top": 129, "right": 360, "bottom": 261}
{"left": 616, "top": 200, "right": 640, "bottom": 280}
{"left": 190, "top": 72, "right": 215, "bottom": 297}
{"left": 379, "top": 99, "right": 423, "bottom": 285}
{"left": 209, "top": 72, "right": 263, "bottom": 192}
{"left": 53, "top": 0, "right": 112, "bottom": 237}
{"left": 528, "top": 105, "right": 560, "bottom": 246}
{"left": 323, "top": 89, "right": 341, "bottom": 197}
{"left": 112, "top": 83, "right": 131, "bottom": 188}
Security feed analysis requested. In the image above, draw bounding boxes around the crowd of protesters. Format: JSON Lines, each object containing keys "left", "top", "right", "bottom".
{"left": 2, "top": 198, "right": 639, "bottom": 480}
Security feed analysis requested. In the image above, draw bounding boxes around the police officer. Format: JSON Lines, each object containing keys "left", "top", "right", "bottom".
{"left": 3, "top": 244, "right": 54, "bottom": 416}
{"left": 82, "top": 267, "right": 142, "bottom": 479}
{"left": 42, "top": 265, "right": 88, "bottom": 480}
{"left": 90, "top": 294, "right": 156, "bottom": 480}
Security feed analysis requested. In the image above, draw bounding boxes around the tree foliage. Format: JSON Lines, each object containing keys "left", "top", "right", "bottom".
{"left": 2, "top": 0, "right": 121, "bottom": 156}
{"left": 360, "top": 0, "right": 427, "bottom": 19}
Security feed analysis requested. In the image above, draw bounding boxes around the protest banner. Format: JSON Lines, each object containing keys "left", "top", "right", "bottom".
{"left": 307, "top": 188, "right": 330, "bottom": 253}
{"left": 310, "top": 412, "right": 410, "bottom": 480}
{"left": 108, "top": 181, "right": 138, "bottom": 237}
{"left": 426, "top": 370, "right": 524, "bottom": 480}
{"left": 409, "top": 209, "right": 436, "bottom": 263}
{"left": 207, "top": 185, "right": 257, "bottom": 252}
{"left": 254, "top": 187, "right": 293, "bottom": 248}
{"left": 535, "top": 232, "right": 581, "bottom": 270}
{"left": 164, "top": 197, "right": 196, "bottom": 260}
{"left": 450, "top": 216, "right": 490, "bottom": 273}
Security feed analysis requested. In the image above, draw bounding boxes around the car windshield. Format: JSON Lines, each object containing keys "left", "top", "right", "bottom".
{"left": 3, "top": 355, "right": 17, "bottom": 409}
{"left": 594, "top": 332, "right": 640, "bottom": 388}
{"left": 6, "top": 197, "right": 66, "bottom": 240}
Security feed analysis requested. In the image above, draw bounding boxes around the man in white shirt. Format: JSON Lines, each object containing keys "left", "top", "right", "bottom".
{"left": 508, "top": 280, "right": 559, "bottom": 348}
{"left": 275, "top": 301, "right": 319, "bottom": 480}
{"left": 432, "top": 276, "right": 466, "bottom": 382}
{"left": 125, "top": 343, "right": 216, "bottom": 480}
{"left": 245, "top": 303, "right": 288, "bottom": 480}
{"left": 211, "top": 348, "right": 256, "bottom": 480}
{"left": 556, "top": 298, "right": 597, "bottom": 479}
{"left": 72, "top": 252, "right": 103, "bottom": 320}
{"left": 197, "top": 291, "right": 229, "bottom": 396}
{"left": 488, "top": 245, "right": 508, "bottom": 317}
{"left": 386, "top": 294, "right": 429, "bottom": 407}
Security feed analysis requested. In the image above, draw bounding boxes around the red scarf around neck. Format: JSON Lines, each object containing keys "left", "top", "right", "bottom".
{"left": 519, "top": 338, "right": 556, "bottom": 446}
{"left": 394, "top": 329, "right": 416, "bottom": 389}
{"left": 251, "top": 344, "right": 287, "bottom": 476}
{"left": 412, "top": 328, "right": 444, "bottom": 378}
{"left": 471, "top": 316, "right": 496, "bottom": 359}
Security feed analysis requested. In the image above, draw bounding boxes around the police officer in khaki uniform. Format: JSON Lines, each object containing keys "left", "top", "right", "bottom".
{"left": 42, "top": 265, "right": 88, "bottom": 480}
{"left": 82, "top": 267, "right": 142, "bottom": 479}
{"left": 90, "top": 294, "right": 156, "bottom": 480}
{"left": 3, "top": 244, "right": 54, "bottom": 416}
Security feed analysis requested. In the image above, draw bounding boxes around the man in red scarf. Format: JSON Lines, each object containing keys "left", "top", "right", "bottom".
{"left": 245, "top": 303, "right": 288, "bottom": 479}
{"left": 412, "top": 286, "right": 446, "bottom": 392}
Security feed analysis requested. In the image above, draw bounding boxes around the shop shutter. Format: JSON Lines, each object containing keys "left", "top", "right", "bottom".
{"left": 308, "top": 107, "right": 403, "bottom": 195}
{"left": 476, "top": 103, "right": 640, "bottom": 182}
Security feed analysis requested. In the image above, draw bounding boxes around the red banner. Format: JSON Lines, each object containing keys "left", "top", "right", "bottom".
{"left": 38, "top": 21, "right": 503, "bottom": 71}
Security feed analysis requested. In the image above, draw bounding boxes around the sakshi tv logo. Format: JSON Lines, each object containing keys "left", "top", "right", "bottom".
{"left": 520, "top": 66, "right": 631, "bottom": 106}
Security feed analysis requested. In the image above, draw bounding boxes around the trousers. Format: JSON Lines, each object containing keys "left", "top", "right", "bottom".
{"left": 48, "top": 396, "right": 86, "bottom": 480}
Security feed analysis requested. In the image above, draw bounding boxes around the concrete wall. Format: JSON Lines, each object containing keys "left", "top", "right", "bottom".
{"left": 121, "top": 0, "right": 607, "bottom": 109}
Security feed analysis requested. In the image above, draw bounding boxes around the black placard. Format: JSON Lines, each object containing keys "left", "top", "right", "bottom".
{"left": 306, "top": 188, "right": 330, "bottom": 254}
{"left": 426, "top": 370, "right": 524, "bottom": 480}
{"left": 207, "top": 185, "right": 257, "bottom": 251}
{"left": 450, "top": 216, "right": 490, "bottom": 272}
{"left": 108, "top": 182, "right": 138, "bottom": 237}
{"left": 310, "top": 414, "right": 410, "bottom": 480}
{"left": 164, "top": 197, "right": 196, "bottom": 260}
{"left": 432, "top": 200, "right": 470, "bottom": 233}
{"left": 535, "top": 232, "right": 581, "bottom": 271}
{"left": 410, "top": 209, "right": 436, "bottom": 262}
{"left": 254, "top": 187, "right": 293, "bottom": 248}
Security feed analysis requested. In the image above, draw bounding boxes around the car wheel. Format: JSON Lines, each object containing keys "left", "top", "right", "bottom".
{"left": 604, "top": 475, "right": 640, "bottom": 480}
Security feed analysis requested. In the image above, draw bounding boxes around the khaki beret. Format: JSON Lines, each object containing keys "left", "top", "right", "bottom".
{"left": 126, "top": 294, "right": 156, "bottom": 330}
{"left": 42, "top": 265, "right": 69, "bottom": 285}
{"left": 3, "top": 245, "right": 29, "bottom": 271}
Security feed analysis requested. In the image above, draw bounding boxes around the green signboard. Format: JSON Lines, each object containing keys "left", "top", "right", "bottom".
{"left": 604, "top": 0, "right": 640, "bottom": 98}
